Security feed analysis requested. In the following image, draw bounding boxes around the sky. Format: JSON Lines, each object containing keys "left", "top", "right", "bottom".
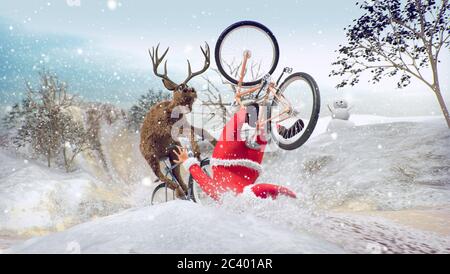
{"left": 0, "top": 0, "right": 449, "bottom": 117}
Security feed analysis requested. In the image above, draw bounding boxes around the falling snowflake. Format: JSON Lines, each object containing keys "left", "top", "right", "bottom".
{"left": 107, "top": 0, "right": 121, "bottom": 11}
{"left": 141, "top": 177, "right": 152, "bottom": 186}
{"left": 66, "top": 0, "right": 81, "bottom": 7}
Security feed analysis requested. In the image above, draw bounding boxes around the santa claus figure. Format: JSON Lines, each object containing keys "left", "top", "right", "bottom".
{"left": 174, "top": 106, "right": 297, "bottom": 201}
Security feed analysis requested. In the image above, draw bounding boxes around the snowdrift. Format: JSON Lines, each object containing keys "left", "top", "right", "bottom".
{"left": 7, "top": 200, "right": 343, "bottom": 254}
{"left": 261, "top": 118, "right": 450, "bottom": 211}
{"left": 0, "top": 151, "right": 130, "bottom": 235}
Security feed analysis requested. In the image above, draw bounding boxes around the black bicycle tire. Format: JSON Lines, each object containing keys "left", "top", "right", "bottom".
{"left": 151, "top": 182, "right": 174, "bottom": 205}
{"left": 188, "top": 158, "right": 210, "bottom": 203}
{"left": 214, "top": 20, "right": 280, "bottom": 87}
{"left": 267, "top": 72, "right": 321, "bottom": 150}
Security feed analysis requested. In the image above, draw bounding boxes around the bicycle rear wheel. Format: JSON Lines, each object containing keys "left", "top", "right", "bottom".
{"left": 215, "top": 21, "right": 279, "bottom": 87}
{"left": 151, "top": 182, "right": 176, "bottom": 205}
{"left": 267, "top": 72, "right": 320, "bottom": 150}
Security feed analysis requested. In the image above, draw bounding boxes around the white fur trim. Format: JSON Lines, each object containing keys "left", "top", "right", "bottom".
{"left": 211, "top": 158, "right": 262, "bottom": 174}
{"left": 182, "top": 157, "right": 200, "bottom": 170}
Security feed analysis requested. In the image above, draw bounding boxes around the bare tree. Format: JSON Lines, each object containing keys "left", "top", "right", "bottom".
{"left": 201, "top": 73, "right": 232, "bottom": 126}
{"left": 331, "top": 0, "right": 450, "bottom": 128}
{"left": 14, "top": 71, "right": 75, "bottom": 167}
{"left": 200, "top": 61, "right": 263, "bottom": 127}
{"left": 13, "top": 71, "right": 101, "bottom": 171}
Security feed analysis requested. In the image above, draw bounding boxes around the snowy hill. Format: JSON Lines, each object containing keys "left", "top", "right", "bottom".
{"left": 2, "top": 116, "right": 450, "bottom": 253}
{"left": 7, "top": 201, "right": 343, "bottom": 254}
{"left": 262, "top": 118, "right": 450, "bottom": 211}
{"left": 0, "top": 150, "right": 133, "bottom": 235}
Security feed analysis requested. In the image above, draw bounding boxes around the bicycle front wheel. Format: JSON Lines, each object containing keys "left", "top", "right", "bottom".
{"left": 215, "top": 21, "right": 279, "bottom": 87}
{"left": 267, "top": 72, "right": 320, "bottom": 150}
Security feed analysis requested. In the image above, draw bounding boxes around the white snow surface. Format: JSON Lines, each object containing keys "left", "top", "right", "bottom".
{"left": 7, "top": 200, "right": 343, "bottom": 254}
{"left": 2, "top": 114, "right": 450, "bottom": 253}
{"left": 0, "top": 151, "right": 129, "bottom": 235}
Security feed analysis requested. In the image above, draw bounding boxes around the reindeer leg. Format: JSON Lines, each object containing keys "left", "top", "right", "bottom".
{"left": 148, "top": 156, "right": 183, "bottom": 197}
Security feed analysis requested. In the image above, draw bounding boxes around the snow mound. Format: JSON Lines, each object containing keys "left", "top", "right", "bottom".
{"left": 7, "top": 200, "right": 343, "bottom": 254}
{"left": 313, "top": 114, "right": 441, "bottom": 138}
{"left": 0, "top": 151, "right": 134, "bottom": 236}
{"left": 262, "top": 119, "right": 450, "bottom": 211}
{"left": 326, "top": 119, "right": 356, "bottom": 132}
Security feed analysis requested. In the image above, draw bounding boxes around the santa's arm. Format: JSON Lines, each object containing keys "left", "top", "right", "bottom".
{"left": 182, "top": 158, "right": 221, "bottom": 201}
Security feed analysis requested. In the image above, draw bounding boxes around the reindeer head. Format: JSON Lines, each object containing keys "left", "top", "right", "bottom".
{"left": 149, "top": 43, "right": 210, "bottom": 110}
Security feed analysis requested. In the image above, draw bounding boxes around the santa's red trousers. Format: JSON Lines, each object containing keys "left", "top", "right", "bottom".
{"left": 183, "top": 108, "right": 297, "bottom": 201}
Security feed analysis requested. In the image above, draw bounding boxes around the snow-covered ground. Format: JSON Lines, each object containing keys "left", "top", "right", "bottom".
{"left": 0, "top": 150, "right": 131, "bottom": 236}
{"left": 7, "top": 201, "right": 343, "bottom": 254}
{"left": 1, "top": 115, "right": 450, "bottom": 253}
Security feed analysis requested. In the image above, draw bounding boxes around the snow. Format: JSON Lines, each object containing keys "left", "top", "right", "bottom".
{"left": 0, "top": 151, "right": 128, "bottom": 235}
{"left": 262, "top": 118, "right": 450, "bottom": 211}
{"left": 313, "top": 114, "right": 441, "bottom": 138}
{"left": 7, "top": 201, "right": 343, "bottom": 254}
{"left": 1, "top": 115, "right": 450, "bottom": 253}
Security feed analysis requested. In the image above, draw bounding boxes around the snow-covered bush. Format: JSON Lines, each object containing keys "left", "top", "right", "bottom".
{"left": 4, "top": 71, "right": 102, "bottom": 172}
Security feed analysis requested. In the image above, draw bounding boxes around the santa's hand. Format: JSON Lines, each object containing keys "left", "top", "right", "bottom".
{"left": 173, "top": 146, "right": 189, "bottom": 164}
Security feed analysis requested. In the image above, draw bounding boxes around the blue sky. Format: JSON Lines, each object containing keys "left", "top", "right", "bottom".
{"left": 0, "top": 0, "right": 448, "bottom": 116}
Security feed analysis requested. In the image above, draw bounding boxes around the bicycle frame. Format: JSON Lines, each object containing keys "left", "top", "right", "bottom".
{"left": 157, "top": 157, "right": 210, "bottom": 202}
{"left": 160, "top": 159, "right": 189, "bottom": 200}
{"left": 235, "top": 52, "right": 293, "bottom": 129}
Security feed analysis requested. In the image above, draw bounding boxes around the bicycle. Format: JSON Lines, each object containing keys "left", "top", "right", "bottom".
{"left": 152, "top": 21, "right": 321, "bottom": 204}
{"left": 215, "top": 20, "right": 321, "bottom": 150}
{"left": 151, "top": 152, "right": 211, "bottom": 205}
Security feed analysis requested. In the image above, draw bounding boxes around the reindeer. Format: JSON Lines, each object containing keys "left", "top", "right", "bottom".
{"left": 140, "top": 43, "right": 216, "bottom": 198}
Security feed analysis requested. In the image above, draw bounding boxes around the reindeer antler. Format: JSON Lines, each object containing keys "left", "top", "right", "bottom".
{"left": 181, "top": 42, "right": 210, "bottom": 85}
{"left": 148, "top": 43, "right": 177, "bottom": 86}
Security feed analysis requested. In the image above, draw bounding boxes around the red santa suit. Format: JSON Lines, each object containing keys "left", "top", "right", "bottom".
{"left": 182, "top": 108, "right": 297, "bottom": 201}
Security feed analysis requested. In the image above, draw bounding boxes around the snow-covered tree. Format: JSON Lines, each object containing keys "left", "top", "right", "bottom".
{"left": 3, "top": 103, "right": 21, "bottom": 130}
{"left": 127, "top": 89, "right": 171, "bottom": 131}
{"left": 331, "top": 0, "right": 450, "bottom": 128}
{"left": 12, "top": 71, "right": 98, "bottom": 171}
{"left": 60, "top": 113, "right": 95, "bottom": 172}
